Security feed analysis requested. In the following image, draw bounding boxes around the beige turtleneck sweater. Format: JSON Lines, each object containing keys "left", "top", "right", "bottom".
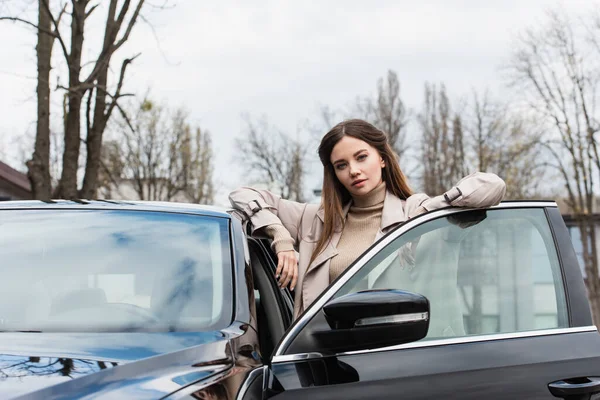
{"left": 263, "top": 182, "right": 387, "bottom": 283}
{"left": 328, "top": 181, "right": 386, "bottom": 282}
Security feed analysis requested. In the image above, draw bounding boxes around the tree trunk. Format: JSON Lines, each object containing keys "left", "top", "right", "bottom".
{"left": 58, "top": 92, "right": 83, "bottom": 199}
{"left": 27, "top": 0, "right": 53, "bottom": 200}
{"left": 55, "top": 1, "right": 86, "bottom": 199}
{"left": 80, "top": 1, "right": 119, "bottom": 199}
{"left": 80, "top": 68, "right": 109, "bottom": 199}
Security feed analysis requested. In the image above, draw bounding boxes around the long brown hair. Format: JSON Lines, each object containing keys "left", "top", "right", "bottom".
{"left": 309, "top": 119, "right": 413, "bottom": 265}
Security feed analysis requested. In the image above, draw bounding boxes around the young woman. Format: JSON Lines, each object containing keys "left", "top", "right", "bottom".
{"left": 230, "top": 119, "right": 506, "bottom": 319}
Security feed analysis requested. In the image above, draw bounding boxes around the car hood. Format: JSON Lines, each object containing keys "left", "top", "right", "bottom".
{"left": 0, "top": 330, "right": 242, "bottom": 399}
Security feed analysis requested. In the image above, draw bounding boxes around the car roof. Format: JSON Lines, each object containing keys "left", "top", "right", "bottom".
{"left": 0, "top": 199, "right": 231, "bottom": 218}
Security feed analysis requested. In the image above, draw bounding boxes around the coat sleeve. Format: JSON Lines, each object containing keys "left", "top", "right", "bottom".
{"left": 228, "top": 187, "right": 307, "bottom": 248}
{"left": 404, "top": 172, "right": 506, "bottom": 218}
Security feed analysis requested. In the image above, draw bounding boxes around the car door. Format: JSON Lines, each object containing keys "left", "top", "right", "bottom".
{"left": 247, "top": 237, "right": 294, "bottom": 325}
{"left": 245, "top": 237, "right": 294, "bottom": 362}
{"left": 255, "top": 237, "right": 295, "bottom": 314}
{"left": 259, "top": 203, "right": 600, "bottom": 400}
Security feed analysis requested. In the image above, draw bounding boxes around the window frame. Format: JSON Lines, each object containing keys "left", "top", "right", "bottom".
{"left": 272, "top": 202, "right": 593, "bottom": 361}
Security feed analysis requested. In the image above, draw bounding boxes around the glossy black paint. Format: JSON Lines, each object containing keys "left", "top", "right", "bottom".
{"left": 270, "top": 331, "right": 600, "bottom": 399}
{"left": 2, "top": 325, "right": 262, "bottom": 399}
{"left": 286, "top": 291, "right": 430, "bottom": 355}
{"left": 322, "top": 289, "right": 428, "bottom": 329}
{"left": 311, "top": 290, "right": 430, "bottom": 353}
{"left": 0, "top": 354, "right": 120, "bottom": 398}
{"left": 0, "top": 331, "right": 227, "bottom": 363}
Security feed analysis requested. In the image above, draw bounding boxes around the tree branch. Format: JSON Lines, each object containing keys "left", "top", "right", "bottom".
{"left": 40, "top": 0, "right": 69, "bottom": 64}
{"left": 56, "top": 82, "right": 95, "bottom": 94}
{"left": 86, "top": 86, "right": 93, "bottom": 139}
{"left": 105, "top": 53, "right": 139, "bottom": 119}
{"left": 0, "top": 16, "right": 56, "bottom": 37}
{"left": 82, "top": 1, "right": 144, "bottom": 85}
{"left": 85, "top": 3, "right": 100, "bottom": 19}
{"left": 113, "top": 0, "right": 145, "bottom": 50}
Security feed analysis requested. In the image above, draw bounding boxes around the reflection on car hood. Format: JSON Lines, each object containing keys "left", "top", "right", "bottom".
{"left": 0, "top": 331, "right": 236, "bottom": 399}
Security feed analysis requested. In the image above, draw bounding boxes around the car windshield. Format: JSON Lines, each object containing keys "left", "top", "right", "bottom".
{"left": 0, "top": 209, "right": 232, "bottom": 333}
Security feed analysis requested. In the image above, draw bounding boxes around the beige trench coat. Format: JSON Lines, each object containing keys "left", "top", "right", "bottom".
{"left": 229, "top": 172, "right": 506, "bottom": 319}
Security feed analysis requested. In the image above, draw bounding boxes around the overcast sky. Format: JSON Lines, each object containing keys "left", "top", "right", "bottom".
{"left": 0, "top": 0, "right": 596, "bottom": 205}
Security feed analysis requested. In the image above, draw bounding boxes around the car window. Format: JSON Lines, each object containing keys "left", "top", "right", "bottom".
{"left": 333, "top": 208, "right": 568, "bottom": 340}
{"left": 0, "top": 209, "right": 232, "bottom": 332}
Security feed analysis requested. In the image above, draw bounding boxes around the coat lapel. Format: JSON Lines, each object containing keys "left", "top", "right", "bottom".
{"left": 307, "top": 238, "right": 338, "bottom": 273}
{"left": 316, "top": 207, "right": 324, "bottom": 223}
{"left": 306, "top": 202, "right": 351, "bottom": 274}
{"left": 376, "top": 191, "right": 407, "bottom": 240}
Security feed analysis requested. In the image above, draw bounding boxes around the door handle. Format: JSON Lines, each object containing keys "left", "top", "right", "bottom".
{"left": 549, "top": 377, "right": 600, "bottom": 399}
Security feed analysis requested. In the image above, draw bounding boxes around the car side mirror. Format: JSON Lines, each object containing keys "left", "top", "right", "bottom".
{"left": 313, "top": 289, "right": 430, "bottom": 353}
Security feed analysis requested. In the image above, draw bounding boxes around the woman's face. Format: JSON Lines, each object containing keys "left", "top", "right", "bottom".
{"left": 330, "top": 135, "right": 385, "bottom": 196}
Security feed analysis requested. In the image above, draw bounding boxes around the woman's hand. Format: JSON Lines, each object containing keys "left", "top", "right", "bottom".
{"left": 275, "top": 250, "right": 298, "bottom": 291}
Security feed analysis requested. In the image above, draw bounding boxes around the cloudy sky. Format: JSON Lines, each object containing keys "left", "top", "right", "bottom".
{"left": 0, "top": 0, "right": 596, "bottom": 204}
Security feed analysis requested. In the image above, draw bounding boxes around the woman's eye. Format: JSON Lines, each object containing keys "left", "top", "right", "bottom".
{"left": 357, "top": 154, "right": 367, "bottom": 161}
{"left": 335, "top": 163, "right": 346, "bottom": 170}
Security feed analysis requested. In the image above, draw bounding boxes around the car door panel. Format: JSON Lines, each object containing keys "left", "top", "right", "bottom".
{"left": 269, "top": 328, "right": 599, "bottom": 399}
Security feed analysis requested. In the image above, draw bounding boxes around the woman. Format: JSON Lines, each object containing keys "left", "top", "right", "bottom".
{"left": 230, "top": 119, "right": 506, "bottom": 319}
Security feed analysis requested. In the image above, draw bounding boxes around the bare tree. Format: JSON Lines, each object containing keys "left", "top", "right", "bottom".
{"left": 313, "top": 70, "right": 407, "bottom": 161}
{"left": 236, "top": 116, "right": 308, "bottom": 202}
{"left": 58, "top": 0, "right": 146, "bottom": 199}
{"left": 466, "top": 90, "right": 544, "bottom": 199}
{"left": 418, "top": 83, "right": 467, "bottom": 195}
{"left": 369, "top": 70, "right": 408, "bottom": 158}
{"left": 99, "top": 99, "right": 214, "bottom": 203}
{"left": 348, "top": 70, "right": 409, "bottom": 158}
{"left": 173, "top": 116, "right": 214, "bottom": 203}
{"left": 319, "top": 105, "right": 341, "bottom": 132}
{"left": 23, "top": 1, "right": 61, "bottom": 200}
{"left": 507, "top": 9, "right": 600, "bottom": 324}
{"left": 1, "top": 1, "right": 65, "bottom": 199}
{"left": 308, "top": 104, "right": 343, "bottom": 142}
{"left": 1, "top": 1, "right": 153, "bottom": 199}
{"left": 96, "top": 139, "right": 123, "bottom": 195}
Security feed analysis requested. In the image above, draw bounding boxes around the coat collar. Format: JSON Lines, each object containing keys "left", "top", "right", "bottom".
{"left": 316, "top": 191, "right": 405, "bottom": 230}
{"left": 317, "top": 207, "right": 324, "bottom": 222}
{"left": 315, "top": 201, "right": 352, "bottom": 224}
{"left": 381, "top": 191, "right": 406, "bottom": 231}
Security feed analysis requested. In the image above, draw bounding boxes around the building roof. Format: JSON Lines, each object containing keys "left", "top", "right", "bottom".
{"left": 0, "top": 160, "right": 31, "bottom": 192}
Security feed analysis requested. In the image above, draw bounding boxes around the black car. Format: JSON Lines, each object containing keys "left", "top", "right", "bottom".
{"left": 0, "top": 200, "right": 599, "bottom": 399}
